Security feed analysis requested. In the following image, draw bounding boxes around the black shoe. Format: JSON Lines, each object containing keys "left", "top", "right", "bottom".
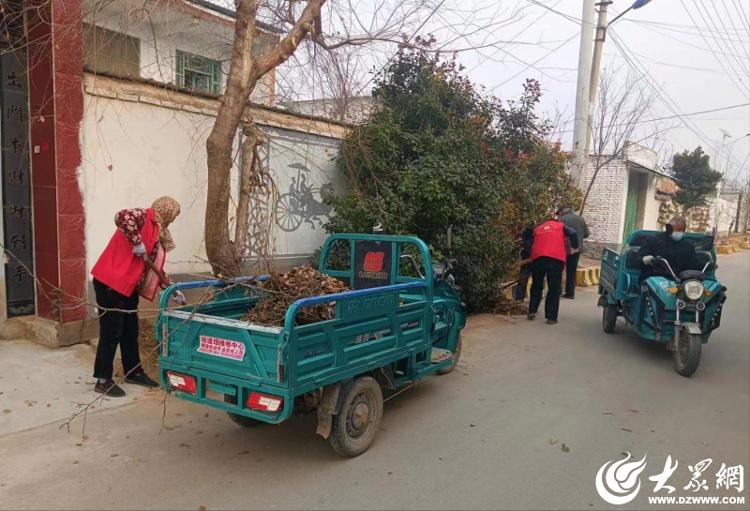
{"left": 527, "top": 313, "right": 536, "bottom": 321}
{"left": 94, "top": 379, "right": 126, "bottom": 397}
{"left": 546, "top": 319, "right": 557, "bottom": 325}
{"left": 125, "top": 372, "right": 160, "bottom": 388}
{"left": 562, "top": 294, "right": 575, "bottom": 299}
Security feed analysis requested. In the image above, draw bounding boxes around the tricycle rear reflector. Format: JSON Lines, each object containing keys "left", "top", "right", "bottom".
{"left": 167, "top": 371, "right": 197, "bottom": 395}
{"left": 247, "top": 392, "right": 283, "bottom": 413}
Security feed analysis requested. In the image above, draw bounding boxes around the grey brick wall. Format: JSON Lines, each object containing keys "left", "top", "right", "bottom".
{"left": 580, "top": 157, "right": 627, "bottom": 244}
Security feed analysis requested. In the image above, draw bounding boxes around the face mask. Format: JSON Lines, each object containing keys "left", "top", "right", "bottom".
{"left": 671, "top": 232, "right": 685, "bottom": 241}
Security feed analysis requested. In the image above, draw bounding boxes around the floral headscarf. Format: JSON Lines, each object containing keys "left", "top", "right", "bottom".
{"left": 151, "top": 196, "right": 180, "bottom": 252}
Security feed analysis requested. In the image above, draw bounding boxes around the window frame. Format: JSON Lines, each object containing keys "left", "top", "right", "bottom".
{"left": 175, "top": 50, "right": 222, "bottom": 95}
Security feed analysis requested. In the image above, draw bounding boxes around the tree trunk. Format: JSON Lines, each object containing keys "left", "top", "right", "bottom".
{"left": 204, "top": 0, "right": 325, "bottom": 277}
{"left": 205, "top": 0, "right": 259, "bottom": 277}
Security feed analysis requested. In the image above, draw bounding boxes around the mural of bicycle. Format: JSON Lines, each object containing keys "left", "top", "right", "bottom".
{"left": 275, "top": 162, "right": 335, "bottom": 232}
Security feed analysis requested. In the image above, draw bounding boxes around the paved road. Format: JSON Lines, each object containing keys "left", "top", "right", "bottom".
{"left": 1, "top": 253, "right": 748, "bottom": 510}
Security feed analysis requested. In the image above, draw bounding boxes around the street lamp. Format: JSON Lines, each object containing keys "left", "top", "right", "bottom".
{"left": 609, "top": 0, "right": 653, "bottom": 26}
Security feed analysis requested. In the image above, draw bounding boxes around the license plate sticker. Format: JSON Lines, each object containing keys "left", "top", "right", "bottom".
{"left": 197, "top": 335, "right": 246, "bottom": 361}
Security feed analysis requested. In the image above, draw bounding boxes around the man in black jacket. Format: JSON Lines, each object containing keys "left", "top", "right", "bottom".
{"left": 639, "top": 216, "right": 701, "bottom": 279}
{"left": 557, "top": 206, "right": 589, "bottom": 299}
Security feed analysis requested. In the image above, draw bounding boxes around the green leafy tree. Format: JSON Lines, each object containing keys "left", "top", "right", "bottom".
{"left": 325, "top": 40, "right": 578, "bottom": 311}
{"left": 672, "top": 146, "right": 722, "bottom": 211}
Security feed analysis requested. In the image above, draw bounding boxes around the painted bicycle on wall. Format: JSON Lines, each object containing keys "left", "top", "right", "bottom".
{"left": 275, "top": 163, "right": 334, "bottom": 232}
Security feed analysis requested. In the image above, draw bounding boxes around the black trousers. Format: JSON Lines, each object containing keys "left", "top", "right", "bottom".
{"left": 565, "top": 252, "right": 580, "bottom": 297}
{"left": 93, "top": 279, "right": 142, "bottom": 380}
{"left": 513, "top": 262, "right": 532, "bottom": 301}
{"left": 528, "top": 257, "right": 564, "bottom": 321}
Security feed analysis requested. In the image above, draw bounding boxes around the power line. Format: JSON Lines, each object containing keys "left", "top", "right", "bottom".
{"left": 701, "top": 0, "right": 749, "bottom": 76}
{"left": 729, "top": 0, "right": 750, "bottom": 29}
{"left": 609, "top": 30, "right": 745, "bottom": 170}
{"left": 627, "top": 17, "right": 750, "bottom": 35}
{"left": 624, "top": 19, "right": 750, "bottom": 46}
{"left": 720, "top": 0, "right": 750, "bottom": 59}
{"left": 679, "top": 0, "right": 748, "bottom": 97}
{"left": 556, "top": 103, "right": 750, "bottom": 133}
{"left": 690, "top": 0, "right": 749, "bottom": 84}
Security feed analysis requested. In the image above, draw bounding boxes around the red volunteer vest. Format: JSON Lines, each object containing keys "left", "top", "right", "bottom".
{"left": 530, "top": 220, "right": 567, "bottom": 263}
{"left": 91, "top": 209, "right": 160, "bottom": 297}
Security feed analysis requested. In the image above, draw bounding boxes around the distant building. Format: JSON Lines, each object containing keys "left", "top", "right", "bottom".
{"left": 581, "top": 142, "right": 676, "bottom": 244}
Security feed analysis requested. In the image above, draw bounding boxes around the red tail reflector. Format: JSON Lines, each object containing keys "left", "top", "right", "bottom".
{"left": 246, "top": 392, "right": 283, "bottom": 413}
{"left": 166, "top": 371, "right": 197, "bottom": 395}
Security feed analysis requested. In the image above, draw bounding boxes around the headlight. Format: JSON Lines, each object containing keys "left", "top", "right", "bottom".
{"left": 683, "top": 280, "right": 704, "bottom": 301}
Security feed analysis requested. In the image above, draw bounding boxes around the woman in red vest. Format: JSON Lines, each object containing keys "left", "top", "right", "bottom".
{"left": 527, "top": 215, "right": 579, "bottom": 324}
{"left": 90, "top": 196, "right": 185, "bottom": 397}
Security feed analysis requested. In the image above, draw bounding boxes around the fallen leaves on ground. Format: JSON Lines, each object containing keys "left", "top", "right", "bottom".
{"left": 493, "top": 295, "right": 528, "bottom": 315}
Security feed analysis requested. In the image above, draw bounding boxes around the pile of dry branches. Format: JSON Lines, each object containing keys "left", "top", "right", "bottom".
{"left": 245, "top": 266, "right": 348, "bottom": 326}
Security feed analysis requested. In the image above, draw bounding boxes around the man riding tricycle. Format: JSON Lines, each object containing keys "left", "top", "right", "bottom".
{"left": 598, "top": 218, "right": 727, "bottom": 377}
{"left": 156, "top": 232, "right": 464, "bottom": 456}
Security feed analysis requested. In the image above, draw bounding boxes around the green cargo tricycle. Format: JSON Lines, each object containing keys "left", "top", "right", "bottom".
{"left": 156, "top": 233, "right": 465, "bottom": 456}
{"left": 598, "top": 230, "right": 727, "bottom": 377}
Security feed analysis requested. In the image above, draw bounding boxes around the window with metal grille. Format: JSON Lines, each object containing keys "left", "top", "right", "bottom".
{"left": 175, "top": 50, "right": 222, "bottom": 94}
{"left": 83, "top": 23, "right": 140, "bottom": 77}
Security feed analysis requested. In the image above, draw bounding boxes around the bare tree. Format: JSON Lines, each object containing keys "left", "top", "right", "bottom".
{"left": 579, "top": 68, "right": 655, "bottom": 215}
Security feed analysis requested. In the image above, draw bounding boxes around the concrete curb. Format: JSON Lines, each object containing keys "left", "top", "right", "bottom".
{"left": 575, "top": 266, "right": 600, "bottom": 287}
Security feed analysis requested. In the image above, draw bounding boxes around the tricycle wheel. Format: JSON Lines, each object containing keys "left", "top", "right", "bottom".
{"left": 224, "top": 394, "right": 263, "bottom": 428}
{"left": 437, "top": 334, "right": 462, "bottom": 375}
{"left": 673, "top": 326, "right": 702, "bottom": 377}
{"left": 602, "top": 304, "right": 618, "bottom": 334}
{"left": 329, "top": 376, "right": 383, "bottom": 457}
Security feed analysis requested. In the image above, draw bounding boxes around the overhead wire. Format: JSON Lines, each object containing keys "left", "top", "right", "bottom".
{"left": 729, "top": 0, "right": 750, "bottom": 29}
{"left": 677, "top": 0, "right": 748, "bottom": 97}
{"left": 699, "top": 0, "right": 749, "bottom": 77}
{"left": 609, "top": 29, "right": 745, "bottom": 171}
{"left": 718, "top": 0, "right": 750, "bottom": 59}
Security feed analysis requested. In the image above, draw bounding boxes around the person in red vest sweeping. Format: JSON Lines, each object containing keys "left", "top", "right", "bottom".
{"left": 90, "top": 196, "right": 186, "bottom": 397}
{"left": 527, "top": 214, "right": 579, "bottom": 324}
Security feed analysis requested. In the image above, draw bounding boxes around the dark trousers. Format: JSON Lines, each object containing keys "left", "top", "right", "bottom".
{"left": 528, "top": 257, "right": 564, "bottom": 321}
{"left": 513, "top": 262, "right": 532, "bottom": 302}
{"left": 93, "top": 279, "right": 142, "bottom": 380}
{"left": 564, "top": 252, "right": 580, "bottom": 297}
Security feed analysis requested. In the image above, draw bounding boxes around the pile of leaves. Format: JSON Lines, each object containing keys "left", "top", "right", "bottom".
{"left": 245, "top": 266, "right": 348, "bottom": 326}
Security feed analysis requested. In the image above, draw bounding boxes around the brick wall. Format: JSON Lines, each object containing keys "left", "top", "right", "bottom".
{"left": 580, "top": 157, "right": 627, "bottom": 244}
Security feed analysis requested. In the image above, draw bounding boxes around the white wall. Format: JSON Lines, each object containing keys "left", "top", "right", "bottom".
{"left": 708, "top": 195, "right": 740, "bottom": 234}
{"left": 641, "top": 173, "right": 663, "bottom": 231}
{"left": 80, "top": 84, "right": 345, "bottom": 290}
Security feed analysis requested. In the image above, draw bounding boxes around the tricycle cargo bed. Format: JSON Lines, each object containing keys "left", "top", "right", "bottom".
{"left": 160, "top": 283, "right": 432, "bottom": 392}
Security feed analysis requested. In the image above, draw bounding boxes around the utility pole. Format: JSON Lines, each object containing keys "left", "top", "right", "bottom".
{"left": 570, "top": 0, "right": 596, "bottom": 189}
{"left": 583, "top": 1, "right": 612, "bottom": 160}
{"left": 570, "top": 0, "right": 654, "bottom": 190}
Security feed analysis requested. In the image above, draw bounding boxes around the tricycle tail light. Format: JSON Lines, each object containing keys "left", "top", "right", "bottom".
{"left": 166, "top": 371, "right": 197, "bottom": 395}
{"left": 247, "top": 392, "right": 283, "bottom": 413}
